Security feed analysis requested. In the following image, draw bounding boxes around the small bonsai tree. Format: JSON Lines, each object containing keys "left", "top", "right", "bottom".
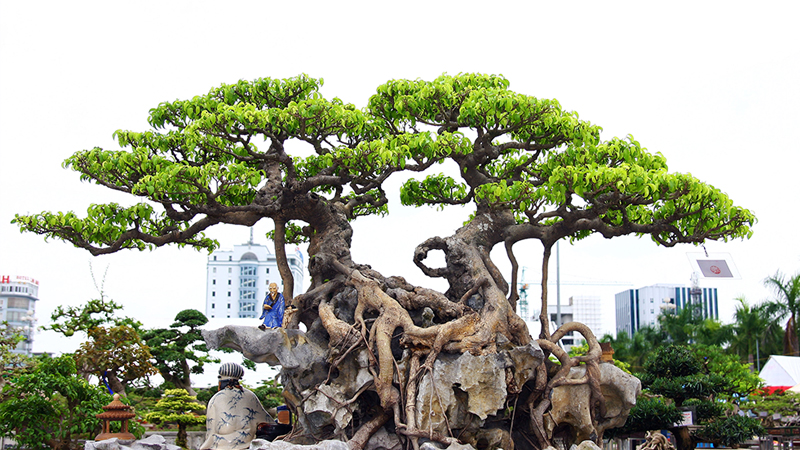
{"left": 143, "top": 389, "right": 205, "bottom": 448}
{"left": 622, "top": 345, "right": 763, "bottom": 450}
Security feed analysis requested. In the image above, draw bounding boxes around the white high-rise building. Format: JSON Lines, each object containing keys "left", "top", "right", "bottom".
{"left": 0, "top": 275, "right": 39, "bottom": 355}
{"left": 205, "top": 241, "right": 304, "bottom": 319}
{"left": 615, "top": 284, "right": 719, "bottom": 337}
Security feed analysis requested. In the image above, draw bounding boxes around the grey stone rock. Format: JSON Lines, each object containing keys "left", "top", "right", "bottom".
{"left": 84, "top": 435, "right": 181, "bottom": 450}
{"left": 365, "top": 427, "right": 402, "bottom": 450}
{"left": 85, "top": 439, "right": 125, "bottom": 450}
{"left": 416, "top": 342, "right": 544, "bottom": 434}
{"left": 131, "top": 435, "right": 182, "bottom": 450}
{"left": 573, "top": 440, "right": 602, "bottom": 450}
{"left": 419, "top": 443, "right": 444, "bottom": 450}
{"left": 249, "top": 439, "right": 350, "bottom": 450}
{"left": 202, "top": 326, "right": 327, "bottom": 369}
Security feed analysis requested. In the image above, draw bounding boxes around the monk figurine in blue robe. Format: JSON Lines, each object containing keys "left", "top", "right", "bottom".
{"left": 258, "top": 283, "right": 285, "bottom": 330}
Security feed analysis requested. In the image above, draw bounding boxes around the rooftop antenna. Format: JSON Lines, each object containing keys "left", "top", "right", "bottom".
{"left": 249, "top": 227, "right": 254, "bottom": 246}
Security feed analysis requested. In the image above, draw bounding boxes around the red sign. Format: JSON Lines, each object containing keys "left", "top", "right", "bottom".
{"left": 0, "top": 276, "right": 39, "bottom": 285}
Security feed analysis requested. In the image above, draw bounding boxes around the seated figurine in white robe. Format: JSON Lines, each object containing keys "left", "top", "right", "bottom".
{"left": 200, "top": 362, "right": 271, "bottom": 450}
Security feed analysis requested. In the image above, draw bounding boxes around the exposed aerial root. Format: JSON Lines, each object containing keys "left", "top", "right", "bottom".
{"left": 528, "top": 321, "right": 607, "bottom": 447}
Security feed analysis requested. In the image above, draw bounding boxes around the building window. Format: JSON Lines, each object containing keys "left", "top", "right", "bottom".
{"left": 6, "top": 311, "right": 24, "bottom": 322}
{"left": 211, "top": 303, "right": 215, "bottom": 309}
{"left": 214, "top": 256, "right": 217, "bottom": 261}
{"left": 241, "top": 279, "right": 257, "bottom": 288}
{"left": 241, "top": 266, "right": 257, "bottom": 277}
{"left": 212, "top": 292, "right": 216, "bottom": 297}
{"left": 212, "top": 280, "right": 216, "bottom": 285}
{"left": 213, "top": 267, "right": 217, "bottom": 273}
{"left": 228, "top": 268, "right": 232, "bottom": 273}
{"left": 228, "top": 280, "right": 232, "bottom": 285}
{"left": 7, "top": 298, "right": 29, "bottom": 309}
{"left": 240, "top": 290, "right": 257, "bottom": 300}
{"left": 227, "top": 304, "right": 231, "bottom": 309}
{"left": 227, "top": 292, "right": 231, "bottom": 297}
{"left": 229, "top": 256, "right": 232, "bottom": 261}
{"left": 266, "top": 268, "right": 269, "bottom": 273}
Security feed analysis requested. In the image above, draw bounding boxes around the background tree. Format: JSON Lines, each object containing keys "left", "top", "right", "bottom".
{"left": 43, "top": 297, "right": 139, "bottom": 337}
{"left": 74, "top": 325, "right": 158, "bottom": 395}
{"left": 657, "top": 303, "right": 731, "bottom": 346}
{"left": 141, "top": 310, "right": 217, "bottom": 396}
{"left": 728, "top": 297, "right": 783, "bottom": 370}
{"left": 43, "top": 297, "right": 155, "bottom": 395}
{"left": 0, "top": 322, "right": 33, "bottom": 389}
{"left": 600, "top": 326, "right": 667, "bottom": 373}
{"left": 0, "top": 355, "right": 110, "bottom": 450}
{"left": 763, "top": 271, "right": 800, "bottom": 356}
{"left": 13, "top": 74, "right": 755, "bottom": 450}
{"left": 142, "top": 388, "right": 205, "bottom": 448}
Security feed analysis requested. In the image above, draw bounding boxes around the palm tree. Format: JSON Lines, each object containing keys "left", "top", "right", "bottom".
{"left": 602, "top": 326, "right": 667, "bottom": 372}
{"left": 763, "top": 271, "right": 800, "bottom": 357}
{"left": 728, "top": 297, "right": 781, "bottom": 370}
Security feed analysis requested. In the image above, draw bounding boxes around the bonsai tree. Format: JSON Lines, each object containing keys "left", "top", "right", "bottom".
{"left": 624, "top": 345, "right": 763, "bottom": 450}
{"left": 13, "top": 74, "right": 755, "bottom": 449}
{"left": 143, "top": 388, "right": 205, "bottom": 448}
{"left": 141, "top": 310, "right": 218, "bottom": 396}
{"left": 74, "top": 324, "right": 158, "bottom": 396}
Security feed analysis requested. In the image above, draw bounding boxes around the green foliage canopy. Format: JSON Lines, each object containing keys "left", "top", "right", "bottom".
{"left": 12, "top": 73, "right": 754, "bottom": 259}
{"left": 0, "top": 355, "right": 110, "bottom": 450}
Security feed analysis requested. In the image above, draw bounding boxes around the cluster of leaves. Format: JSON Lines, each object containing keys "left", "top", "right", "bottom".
{"left": 0, "top": 355, "right": 111, "bottom": 450}
{"left": 0, "top": 322, "right": 33, "bottom": 387}
{"left": 251, "top": 378, "right": 284, "bottom": 409}
{"left": 43, "top": 297, "right": 140, "bottom": 337}
{"left": 604, "top": 396, "right": 682, "bottom": 438}
{"left": 694, "top": 415, "right": 765, "bottom": 448}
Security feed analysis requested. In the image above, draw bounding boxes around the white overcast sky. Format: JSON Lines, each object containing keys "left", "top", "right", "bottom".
{"left": 1, "top": 2, "right": 799, "bottom": 386}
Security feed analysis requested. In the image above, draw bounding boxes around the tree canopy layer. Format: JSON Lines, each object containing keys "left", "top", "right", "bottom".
{"left": 14, "top": 74, "right": 755, "bottom": 449}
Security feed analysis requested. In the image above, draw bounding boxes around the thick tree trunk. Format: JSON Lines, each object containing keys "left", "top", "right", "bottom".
{"left": 176, "top": 424, "right": 188, "bottom": 448}
{"left": 786, "top": 315, "right": 798, "bottom": 356}
{"left": 273, "top": 217, "right": 295, "bottom": 301}
{"left": 106, "top": 370, "right": 126, "bottom": 396}
{"left": 539, "top": 244, "right": 553, "bottom": 339}
{"left": 160, "top": 359, "right": 196, "bottom": 396}
{"left": 671, "top": 426, "right": 695, "bottom": 450}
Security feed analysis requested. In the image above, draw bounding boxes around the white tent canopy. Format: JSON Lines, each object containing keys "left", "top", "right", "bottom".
{"left": 759, "top": 355, "right": 800, "bottom": 386}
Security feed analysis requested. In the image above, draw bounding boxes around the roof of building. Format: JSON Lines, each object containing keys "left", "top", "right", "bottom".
{"left": 759, "top": 355, "right": 800, "bottom": 387}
